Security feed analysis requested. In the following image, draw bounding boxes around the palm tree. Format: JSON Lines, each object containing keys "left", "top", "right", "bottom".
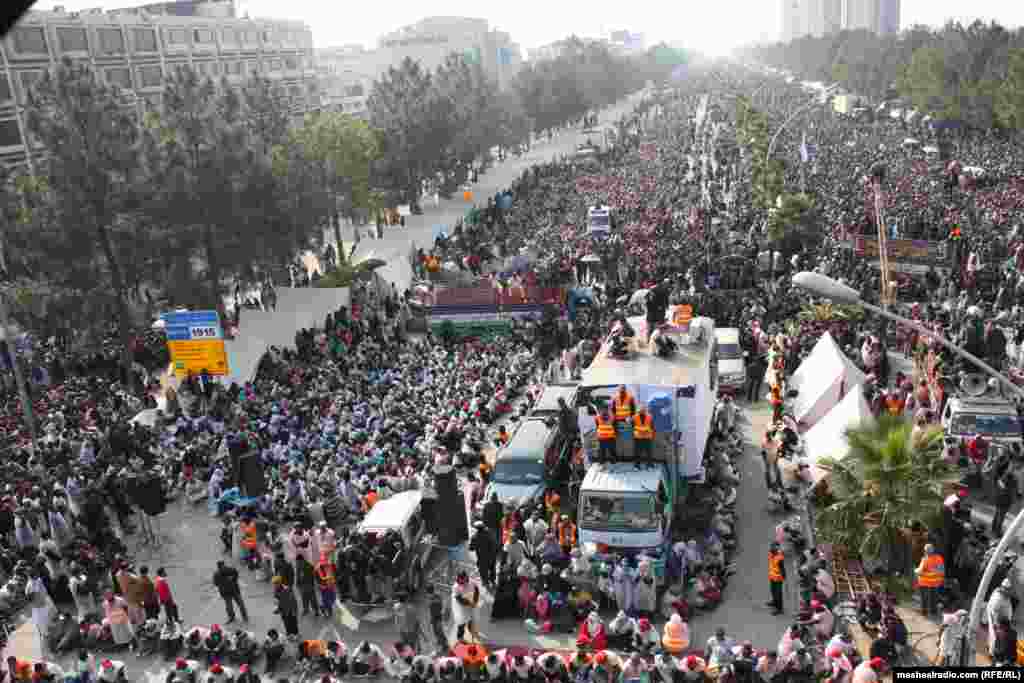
{"left": 815, "top": 415, "right": 958, "bottom": 575}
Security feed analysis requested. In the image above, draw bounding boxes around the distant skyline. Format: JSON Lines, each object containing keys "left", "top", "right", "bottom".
{"left": 25, "top": 0, "right": 1024, "bottom": 56}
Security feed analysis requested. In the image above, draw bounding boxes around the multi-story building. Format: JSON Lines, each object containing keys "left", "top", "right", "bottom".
{"left": 315, "top": 45, "right": 374, "bottom": 118}
{"left": 375, "top": 17, "right": 522, "bottom": 91}
{"left": 781, "top": 0, "right": 842, "bottom": 40}
{"left": 0, "top": 0, "right": 316, "bottom": 170}
{"left": 609, "top": 30, "right": 645, "bottom": 55}
{"left": 842, "top": 0, "right": 900, "bottom": 34}
{"left": 314, "top": 16, "right": 523, "bottom": 117}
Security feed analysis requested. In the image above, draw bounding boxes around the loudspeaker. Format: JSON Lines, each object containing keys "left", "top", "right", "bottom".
{"left": 238, "top": 455, "right": 267, "bottom": 498}
{"left": 421, "top": 489, "right": 439, "bottom": 536}
{"left": 433, "top": 465, "right": 469, "bottom": 547}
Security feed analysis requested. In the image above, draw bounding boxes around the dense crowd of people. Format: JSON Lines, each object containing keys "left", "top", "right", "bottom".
{"left": 0, "top": 65, "right": 1023, "bottom": 683}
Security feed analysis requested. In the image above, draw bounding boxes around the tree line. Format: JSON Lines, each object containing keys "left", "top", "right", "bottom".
{"left": 740, "top": 21, "right": 1024, "bottom": 130}
{"left": 0, "top": 39, "right": 686, "bottom": 357}
{"left": 368, "top": 37, "right": 685, "bottom": 204}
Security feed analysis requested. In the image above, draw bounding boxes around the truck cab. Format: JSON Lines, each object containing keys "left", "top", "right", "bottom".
{"left": 575, "top": 311, "right": 716, "bottom": 558}
{"left": 942, "top": 396, "right": 1022, "bottom": 447}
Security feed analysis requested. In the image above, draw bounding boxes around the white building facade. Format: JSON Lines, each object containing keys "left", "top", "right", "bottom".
{"left": 0, "top": 1, "right": 316, "bottom": 169}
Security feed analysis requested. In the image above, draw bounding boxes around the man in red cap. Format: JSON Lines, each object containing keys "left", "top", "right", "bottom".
{"left": 851, "top": 657, "right": 886, "bottom": 683}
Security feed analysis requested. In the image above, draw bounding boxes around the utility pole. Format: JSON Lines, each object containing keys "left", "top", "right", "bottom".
{"left": 0, "top": 291, "right": 36, "bottom": 447}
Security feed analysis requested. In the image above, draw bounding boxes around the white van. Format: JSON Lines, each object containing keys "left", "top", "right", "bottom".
{"left": 714, "top": 328, "right": 746, "bottom": 389}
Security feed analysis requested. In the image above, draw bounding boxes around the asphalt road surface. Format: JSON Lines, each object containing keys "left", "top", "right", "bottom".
{"left": 340, "top": 92, "right": 646, "bottom": 294}
{"left": 2, "top": 399, "right": 797, "bottom": 683}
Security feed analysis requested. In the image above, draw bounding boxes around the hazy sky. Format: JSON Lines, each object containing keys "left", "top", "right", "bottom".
{"left": 26, "top": 0, "right": 1024, "bottom": 56}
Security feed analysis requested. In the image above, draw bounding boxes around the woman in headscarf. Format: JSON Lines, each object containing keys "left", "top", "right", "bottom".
{"left": 25, "top": 570, "right": 51, "bottom": 649}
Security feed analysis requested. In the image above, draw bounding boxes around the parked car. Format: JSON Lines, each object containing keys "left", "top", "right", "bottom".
{"left": 715, "top": 327, "right": 747, "bottom": 390}
{"left": 481, "top": 418, "right": 568, "bottom": 511}
{"left": 356, "top": 490, "right": 433, "bottom": 595}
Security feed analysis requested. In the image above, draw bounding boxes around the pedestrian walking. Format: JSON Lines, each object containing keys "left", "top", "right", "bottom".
{"left": 766, "top": 542, "right": 786, "bottom": 616}
{"left": 26, "top": 572, "right": 51, "bottom": 652}
{"left": 469, "top": 522, "right": 498, "bottom": 588}
{"left": 274, "top": 581, "right": 299, "bottom": 638}
{"left": 138, "top": 566, "right": 160, "bottom": 621}
{"left": 296, "top": 558, "right": 320, "bottom": 617}
{"left": 914, "top": 544, "right": 944, "bottom": 617}
{"left": 154, "top": 567, "right": 181, "bottom": 624}
{"left": 212, "top": 560, "right": 249, "bottom": 623}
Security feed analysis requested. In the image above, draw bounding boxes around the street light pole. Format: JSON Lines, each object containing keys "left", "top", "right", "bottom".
{"left": 765, "top": 84, "right": 840, "bottom": 166}
{"left": 793, "top": 270, "right": 1024, "bottom": 665}
{"left": 0, "top": 292, "right": 37, "bottom": 447}
{"left": 792, "top": 272, "right": 1024, "bottom": 401}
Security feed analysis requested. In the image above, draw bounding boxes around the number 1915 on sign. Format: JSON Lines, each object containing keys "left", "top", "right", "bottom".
{"left": 190, "top": 326, "right": 221, "bottom": 339}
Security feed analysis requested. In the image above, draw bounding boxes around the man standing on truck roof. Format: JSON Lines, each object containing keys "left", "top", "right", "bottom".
{"left": 596, "top": 409, "right": 618, "bottom": 462}
{"left": 633, "top": 406, "right": 655, "bottom": 467}
{"left": 612, "top": 386, "right": 637, "bottom": 427}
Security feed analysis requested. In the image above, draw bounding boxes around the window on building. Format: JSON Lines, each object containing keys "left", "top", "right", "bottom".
{"left": 143, "top": 93, "right": 161, "bottom": 109}
{"left": 261, "top": 30, "right": 272, "bottom": 43}
{"left": 132, "top": 28, "right": 157, "bottom": 52}
{"left": 105, "top": 67, "right": 132, "bottom": 89}
{"left": 56, "top": 27, "right": 88, "bottom": 52}
{"left": 137, "top": 65, "right": 163, "bottom": 88}
{"left": 246, "top": 60, "right": 259, "bottom": 74}
{"left": 288, "top": 85, "right": 301, "bottom": 97}
{"left": 268, "top": 59, "right": 282, "bottom": 72}
{"left": 0, "top": 77, "right": 11, "bottom": 102}
{"left": 97, "top": 28, "right": 125, "bottom": 55}
{"left": 242, "top": 30, "right": 258, "bottom": 44}
{"left": 222, "top": 28, "right": 237, "bottom": 44}
{"left": 224, "top": 61, "right": 242, "bottom": 75}
{"left": 11, "top": 26, "right": 47, "bottom": 55}
{"left": 165, "top": 28, "right": 188, "bottom": 45}
{"left": 284, "top": 56, "right": 298, "bottom": 70}
{"left": 193, "top": 29, "right": 214, "bottom": 44}
{"left": 344, "top": 84, "right": 363, "bottom": 97}
{"left": 0, "top": 120, "right": 22, "bottom": 148}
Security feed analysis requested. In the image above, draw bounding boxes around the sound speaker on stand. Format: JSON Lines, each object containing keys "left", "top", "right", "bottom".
{"left": 433, "top": 465, "right": 469, "bottom": 547}
{"left": 238, "top": 455, "right": 267, "bottom": 498}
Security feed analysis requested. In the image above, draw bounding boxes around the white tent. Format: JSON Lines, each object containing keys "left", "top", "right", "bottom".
{"left": 803, "top": 384, "right": 874, "bottom": 468}
{"left": 789, "top": 332, "right": 866, "bottom": 431}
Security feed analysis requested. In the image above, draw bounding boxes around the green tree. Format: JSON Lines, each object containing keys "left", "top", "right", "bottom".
{"left": 816, "top": 416, "right": 958, "bottom": 572}
{"left": 996, "top": 48, "right": 1024, "bottom": 130}
{"left": 368, "top": 57, "right": 441, "bottom": 203}
{"left": 25, "top": 57, "right": 145, "bottom": 364}
{"left": 146, "top": 66, "right": 267, "bottom": 306}
{"left": 240, "top": 75, "right": 291, "bottom": 158}
{"left": 285, "top": 111, "right": 381, "bottom": 256}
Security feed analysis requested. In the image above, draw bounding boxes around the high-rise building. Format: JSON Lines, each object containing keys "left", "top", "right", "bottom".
{"left": 842, "top": 0, "right": 899, "bottom": 34}
{"left": 0, "top": 3, "right": 317, "bottom": 169}
{"left": 781, "top": 0, "right": 843, "bottom": 40}
{"left": 315, "top": 45, "right": 374, "bottom": 118}
{"left": 878, "top": 0, "right": 901, "bottom": 35}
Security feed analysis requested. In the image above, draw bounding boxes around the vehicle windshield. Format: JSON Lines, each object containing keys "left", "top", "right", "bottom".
{"left": 492, "top": 459, "right": 545, "bottom": 485}
{"left": 579, "top": 494, "right": 659, "bottom": 531}
{"left": 951, "top": 413, "right": 1021, "bottom": 437}
{"left": 718, "top": 342, "right": 742, "bottom": 358}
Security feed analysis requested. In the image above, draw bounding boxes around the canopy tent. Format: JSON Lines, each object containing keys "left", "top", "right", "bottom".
{"left": 797, "top": 384, "right": 874, "bottom": 482}
{"left": 787, "top": 332, "right": 866, "bottom": 432}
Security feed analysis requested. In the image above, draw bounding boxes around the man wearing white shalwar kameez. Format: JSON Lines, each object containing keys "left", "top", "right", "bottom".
{"left": 26, "top": 575, "right": 51, "bottom": 650}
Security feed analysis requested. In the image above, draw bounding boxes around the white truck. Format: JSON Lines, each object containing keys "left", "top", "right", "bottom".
{"left": 575, "top": 311, "right": 718, "bottom": 557}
